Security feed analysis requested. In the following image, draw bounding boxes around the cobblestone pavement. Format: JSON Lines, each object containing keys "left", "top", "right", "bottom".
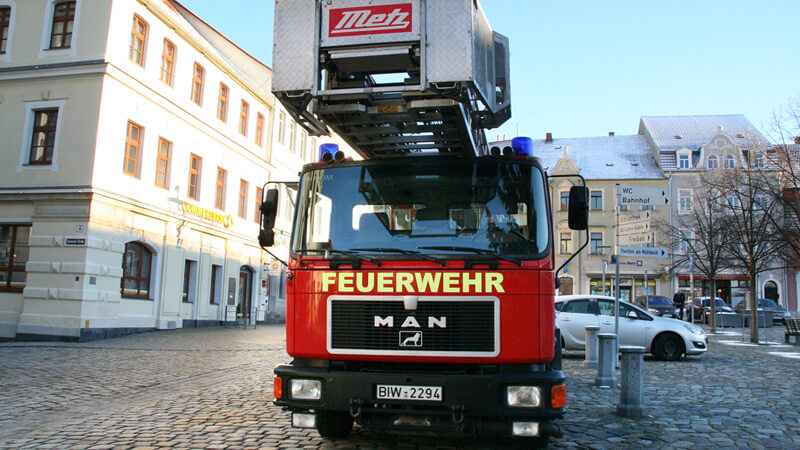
{"left": 0, "top": 324, "right": 798, "bottom": 449}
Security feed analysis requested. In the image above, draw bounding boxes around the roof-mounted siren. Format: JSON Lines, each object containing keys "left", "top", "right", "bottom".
{"left": 319, "top": 143, "right": 345, "bottom": 163}
{"left": 511, "top": 137, "right": 533, "bottom": 157}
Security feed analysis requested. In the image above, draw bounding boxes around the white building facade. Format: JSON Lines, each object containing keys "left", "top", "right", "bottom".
{"left": 0, "top": 0, "right": 344, "bottom": 341}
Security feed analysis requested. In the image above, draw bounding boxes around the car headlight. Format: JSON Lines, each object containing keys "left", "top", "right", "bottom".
{"left": 683, "top": 323, "right": 704, "bottom": 335}
{"left": 289, "top": 379, "right": 322, "bottom": 400}
{"left": 648, "top": 308, "right": 659, "bottom": 315}
{"left": 507, "top": 386, "right": 541, "bottom": 408}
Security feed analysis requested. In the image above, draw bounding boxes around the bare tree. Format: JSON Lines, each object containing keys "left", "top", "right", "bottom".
{"left": 710, "top": 158, "right": 786, "bottom": 343}
{"left": 659, "top": 172, "right": 733, "bottom": 333}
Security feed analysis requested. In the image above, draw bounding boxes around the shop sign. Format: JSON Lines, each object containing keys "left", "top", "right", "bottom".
{"left": 65, "top": 238, "right": 86, "bottom": 246}
{"left": 181, "top": 202, "right": 234, "bottom": 228}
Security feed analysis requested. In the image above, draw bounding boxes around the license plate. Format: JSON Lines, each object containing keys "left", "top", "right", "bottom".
{"left": 376, "top": 385, "right": 443, "bottom": 402}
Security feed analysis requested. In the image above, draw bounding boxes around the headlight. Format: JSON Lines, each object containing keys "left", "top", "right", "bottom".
{"left": 648, "top": 308, "right": 659, "bottom": 315}
{"left": 290, "top": 379, "right": 322, "bottom": 400}
{"left": 507, "top": 386, "right": 541, "bottom": 408}
{"left": 683, "top": 323, "right": 704, "bottom": 335}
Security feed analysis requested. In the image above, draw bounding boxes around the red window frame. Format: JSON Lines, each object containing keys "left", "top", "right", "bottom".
{"left": 0, "top": 225, "right": 31, "bottom": 292}
{"left": 49, "top": 1, "right": 75, "bottom": 49}
{"left": 160, "top": 39, "right": 175, "bottom": 85}
{"left": 155, "top": 138, "right": 170, "bottom": 189}
{"left": 29, "top": 109, "right": 58, "bottom": 165}
{"left": 255, "top": 113, "right": 265, "bottom": 147}
{"left": 129, "top": 15, "right": 147, "bottom": 65}
{"left": 123, "top": 121, "right": 142, "bottom": 177}
{"left": 254, "top": 187, "right": 263, "bottom": 223}
{"left": 239, "top": 100, "right": 249, "bottom": 136}
{"left": 0, "top": 7, "right": 11, "bottom": 54}
{"left": 215, "top": 167, "right": 226, "bottom": 210}
{"left": 217, "top": 84, "right": 229, "bottom": 122}
{"left": 191, "top": 63, "right": 204, "bottom": 105}
{"left": 121, "top": 242, "right": 152, "bottom": 299}
{"left": 188, "top": 154, "right": 201, "bottom": 200}
{"left": 238, "top": 179, "right": 248, "bottom": 219}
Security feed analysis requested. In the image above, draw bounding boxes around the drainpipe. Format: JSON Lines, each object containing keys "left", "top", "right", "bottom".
{"left": 668, "top": 174, "right": 675, "bottom": 293}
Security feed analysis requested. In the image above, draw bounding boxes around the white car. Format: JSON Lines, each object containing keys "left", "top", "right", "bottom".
{"left": 555, "top": 295, "right": 707, "bottom": 361}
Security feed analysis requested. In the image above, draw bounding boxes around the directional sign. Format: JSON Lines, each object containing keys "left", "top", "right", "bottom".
{"left": 619, "top": 246, "right": 668, "bottom": 258}
{"left": 619, "top": 221, "right": 651, "bottom": 235}
{"left": 619, "top": 232, "right": 652, "bottom": 246}
{"left": 619, "top": 186, "right": 669, "bottom": 206}
{"left": 619, "top": 211, "right": 652, "bottom": 225}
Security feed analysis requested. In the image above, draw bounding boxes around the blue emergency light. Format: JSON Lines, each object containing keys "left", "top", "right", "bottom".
{"left": 511, "top": 137, "right": 533, "bottom": 157}
{"left": 319, "top": 143, "right": 339, "bottom": 162}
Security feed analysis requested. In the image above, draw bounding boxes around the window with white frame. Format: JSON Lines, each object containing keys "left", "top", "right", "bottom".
{"left": 725, "top": 155, "right": 735, "bottom": 169}
{"left": 678, "top": 190, "right": 692, "bottom": 213}
{"left": 679, "top": 230, "right": 692, "bottom": 253}
{"left": 590, "top": 231, "right": 603, "bottom": 254}
{"left": 0, "top": 4, "right": 14, "bottom": 58}
{"left": 560, "top": 232, "right": 572, "bottom": 254}
{"left": 707, "top": 155, "right": 718, "bottom": 169}
{"left": 679, "top": 153, "right": 690, "bottom": 169}
{"left": 753, "top": 194, "right": 767, "bottom": 211}
{"left": 19, "top": 100, "right": 65, "bottom": 171}
{"left": 590, "top": 190, "right": 602, "bottom": 210}
{"left": 754, "top": 153, "right": 765, "bottom": 169}
{"left": 559, "top": 191, "right": 569, "bottom": 211}
{"left": 726, "top": 194, "right": 740, "bottom": 209}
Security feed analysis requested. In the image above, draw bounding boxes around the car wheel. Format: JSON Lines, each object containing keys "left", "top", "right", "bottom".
{"left": 316, "top": 411, "right": 354, "bottom": 439}
{"left": 652, "top": 333, "right": 684, "bottom": 361}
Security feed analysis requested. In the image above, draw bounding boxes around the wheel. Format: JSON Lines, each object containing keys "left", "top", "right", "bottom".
{"left": 652, "top": 333, "right": 685, "bottom": 361}
{"left": 316, "top": 411, "right": 353, "bottom": 439}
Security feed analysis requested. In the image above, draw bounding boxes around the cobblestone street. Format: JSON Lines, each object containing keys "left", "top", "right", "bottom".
{"left": 1, "top": 324, "right": 798, "bottom": 449}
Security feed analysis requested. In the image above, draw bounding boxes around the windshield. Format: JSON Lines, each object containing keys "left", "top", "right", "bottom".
{"left": 702, "top": 298, "right": 727, "bottom": 307}
{"left": 647, "top": 296, "right": 672, "bottom": 306}
{"left": 291, "top": 158, "right": 550, "bottom": 258}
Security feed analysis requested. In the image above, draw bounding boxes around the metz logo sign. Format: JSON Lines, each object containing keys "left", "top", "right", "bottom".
{"left": 329, "top": 4, "right": 412, "bottom": 37}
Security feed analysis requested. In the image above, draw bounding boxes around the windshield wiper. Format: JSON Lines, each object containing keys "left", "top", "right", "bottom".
{"left": 417, "top": 246, "right": 522, "bottom": 266}
{"left": 351, "top": 247, "right": 447, "bottom": 266}
{"left": 321, "top": 249, "right": 382, "bottom": 266}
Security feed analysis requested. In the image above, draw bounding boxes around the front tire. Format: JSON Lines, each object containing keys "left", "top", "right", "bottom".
{"left": 652, "top": 333, "right": 684, "bottom": 361}
{"left": 316, "top": 411, "right": 354, "bottom": 439}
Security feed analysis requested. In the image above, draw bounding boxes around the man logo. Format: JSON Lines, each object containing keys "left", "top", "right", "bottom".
{"left": 399, "top": 331, "right": 422, "bottom": 347}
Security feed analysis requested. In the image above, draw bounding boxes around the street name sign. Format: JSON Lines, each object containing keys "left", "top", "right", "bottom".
{"left": 619, "top": 211, "right": 652, "bottom": 224}
{"left": 619, "top": 232, "right": 652, "bottom": 246}
{"left": 619, "top": 186, "right": 669, "bottom": 206}
{"left": 619, "top": 221, "right": 651, "bottom": 235}
{"left": 619, "top": 246, "right": 668, "bottom": 258}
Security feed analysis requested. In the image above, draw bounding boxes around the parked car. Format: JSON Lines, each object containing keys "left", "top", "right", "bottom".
{"left": 555, "top": 295, "right": 707, "bottom": 361}
{"left": 634, "top": 295, "right": 680, "bottom": 318}
{"left": 734, "top": 298, "right": 791, "bottom": 324}
{"left": 692, "top": 297, "right": 734, "bottom": 323}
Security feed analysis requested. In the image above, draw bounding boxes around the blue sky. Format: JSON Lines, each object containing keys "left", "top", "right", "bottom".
{"left": 180, "top": 0, "right": 800, "bottom": 142}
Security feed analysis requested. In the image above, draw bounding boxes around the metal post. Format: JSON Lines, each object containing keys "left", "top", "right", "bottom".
{"left": 595, "top": 333, "right": 617, "bottom": 388}
{"left": 689, "top": 255, "right": 695, "bottom": 323}
{"left": 614, "top": 184, "right": 621, "bottom": 362}
{"left": 602, "top": 260, "right": 607, "bottom": 296}
{"left": 584, "top": 325, "right": 600, "bottom": 369}
{"left": 617, "top": 346, "right": 646, "bottom": 418}
{"left": 644, "top": 270, "right": 648, "bottom": 309}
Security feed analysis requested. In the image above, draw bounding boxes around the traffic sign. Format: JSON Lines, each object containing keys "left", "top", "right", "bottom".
{"left": 619, "top": 246, "right": 668, "bottom": 258}
{"left": 619, "top": 185, "right": 669, "bottom": 206}
{"left": 619, "top": 232, "right": 652, "bottom": 246}
{"left": 619, "top": 221, "right": 651, "bottom": 235}
{"left": 619, "top": 211, "right": 652, "bottom": 224}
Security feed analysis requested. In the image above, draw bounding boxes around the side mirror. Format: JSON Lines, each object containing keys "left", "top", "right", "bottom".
{"left": 258, "top": 188, "right": 279, "bottom": 248}
{"left": 568, "top": 186, "right": 589, "bottom": 230}
{"left": 626, "top": 310, "right": 639, "bottom": 320}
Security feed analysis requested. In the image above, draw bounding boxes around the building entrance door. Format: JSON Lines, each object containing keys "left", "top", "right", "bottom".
{"left": 238, "top": 267, "right": 253, "bottom": 321}
{"left": 764, "top": 281, "right": 779, "bottom": 304}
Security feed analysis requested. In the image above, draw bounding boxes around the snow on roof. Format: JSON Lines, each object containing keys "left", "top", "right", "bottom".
{"left": 639, "top": 114, "right": 769, "bottom": 152}
{"left": 491, "top": 135, "right": 664, "bottom": 180}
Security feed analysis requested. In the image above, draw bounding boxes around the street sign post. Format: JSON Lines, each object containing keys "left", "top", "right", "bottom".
{"left": 618, "top": 246, "right": 668, "bottom": 258}
{"left": 619, "top": 211, "right": 652, "bottom": 224}
{"left": 618, "top": 221, "right": 651, "bottom": 235}
{"left": 619, "top": 233, "right": 653, "bottom": 246}
{"left": 619, "top": 186, "right": 669, "bottom": 206}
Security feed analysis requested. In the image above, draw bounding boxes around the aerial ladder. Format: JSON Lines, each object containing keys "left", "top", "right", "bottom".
{"left": 272, "top": 0, "right": 511, "bottom": 158}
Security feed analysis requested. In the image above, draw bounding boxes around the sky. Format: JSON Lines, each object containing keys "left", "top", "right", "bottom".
{"left": 179, "top": 0, "right": 800, "bottom": 142}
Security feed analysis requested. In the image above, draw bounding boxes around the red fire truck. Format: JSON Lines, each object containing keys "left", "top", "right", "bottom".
{"left": 260, "top": 0, "right": 588, "bottom": 444}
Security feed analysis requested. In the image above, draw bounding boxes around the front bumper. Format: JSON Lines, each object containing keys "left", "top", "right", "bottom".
{"left": 274, "top": 362, "right": 566, "bottom": 436}
{"left": 686, "top": 336, "right": 708, "bottom": 355}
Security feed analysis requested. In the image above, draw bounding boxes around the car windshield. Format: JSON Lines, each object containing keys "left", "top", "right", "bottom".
{"left": 291, "top": 158, "right": 550, "bottom": 258}
{"left": 758, "top": 299, "right": 778, "bottom": 308}
{"left": 701, "top": 298, "right": 727, "bottom": 307}
{"left": 646, "top": 296, "right": 672, "bottom": 306}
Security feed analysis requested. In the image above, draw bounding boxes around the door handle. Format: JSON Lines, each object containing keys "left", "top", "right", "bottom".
{"left": 561, "top": 318, "right": 571, "bottom": 322}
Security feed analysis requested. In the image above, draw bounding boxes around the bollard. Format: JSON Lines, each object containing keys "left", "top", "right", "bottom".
{"left": 616, "top": 346, "right": 646, "bottom": 418}
{"left": 594, "top": 333, "right": 616, "bottom": 388}
{"left": 583, "top": 326, "right": 600, "bottom": 369}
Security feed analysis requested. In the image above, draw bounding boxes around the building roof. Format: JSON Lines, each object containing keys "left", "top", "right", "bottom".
{"left": 491, "top": 135, "right": 664, "bottom": 180}
{"left": 161, "top": 0, "right": 272, "bottom": 101}
{"left": 638, "top": 114, "right": 769, "bottom": 152}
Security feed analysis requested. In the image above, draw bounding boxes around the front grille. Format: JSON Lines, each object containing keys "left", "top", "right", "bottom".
{"left": 330, "top": 298, "right": 496, "bottom": 354}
